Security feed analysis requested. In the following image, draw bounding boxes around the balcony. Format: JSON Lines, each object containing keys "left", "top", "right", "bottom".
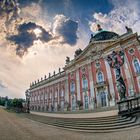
{"left": 82, "top": 87, "right": 89, "bottom": 92}
{"left": 95, "top": 81, "right": 108, "bottom": 88}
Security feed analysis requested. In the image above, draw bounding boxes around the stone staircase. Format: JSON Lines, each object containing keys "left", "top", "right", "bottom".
{"left": 26, "top": 114, "right": 140, "bottom": 133}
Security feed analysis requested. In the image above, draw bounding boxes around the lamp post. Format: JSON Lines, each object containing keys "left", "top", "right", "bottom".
{"left": 25, "top": 89, "right": 30, "bottom": 113}
{"left": 5, "top": 96, "right": 8, "bottom": 109}
{"left": 107, "top": 50, "right": 126, "bottom": 101}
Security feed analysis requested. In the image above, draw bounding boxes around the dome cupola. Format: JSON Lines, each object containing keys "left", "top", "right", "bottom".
{"left": 91, "top": 24, "right": 119, "bottom": 41}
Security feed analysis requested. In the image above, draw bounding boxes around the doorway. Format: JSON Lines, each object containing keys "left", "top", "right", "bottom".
{"left": 72, "top": 96, "right": 76, "bottom": 111}
{"left": 84, "top": 95, "right": 89, "bottom": 110}
{"left": 101, "top": 92, "right": 107, "bottom": 107}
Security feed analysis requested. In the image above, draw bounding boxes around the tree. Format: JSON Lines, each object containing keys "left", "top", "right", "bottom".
{"left": 0, "top": 96, "right": 25, "bottom": 112}
{"left": 12, "top": 98, "right": 23, "bottom": 108}
{"left": 0, "top": 97, "right": 7, "bottom": 106}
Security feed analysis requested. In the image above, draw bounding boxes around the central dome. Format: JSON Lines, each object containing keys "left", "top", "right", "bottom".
{"left": 91, "top": 25, "right": 119, "bottom": 41}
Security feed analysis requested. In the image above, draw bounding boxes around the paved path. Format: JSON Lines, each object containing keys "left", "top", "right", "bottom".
{"left": 0, "top": 107, "right": 140, "bottom": 140}
{"left": 31, "top": 110, "right": 118, "bottom": 118}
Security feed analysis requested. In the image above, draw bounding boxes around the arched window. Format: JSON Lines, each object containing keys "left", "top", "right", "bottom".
{"left": 133, "top": 59, "right": 140, "bottom": 73}
{"left": 45, "top": 93, "right": 48, "bottom": 99}
{"left": 41, "top": 93, "right": 43, "bottom": 100}
{"left": 60, "top": 89, "right": 64, "bottom": 97}
{"left": 34, "top": 94, "right": 37, "bottom": 101}
{"left": 97, "top": 71, "right": 104, "bottom": 83}
{"left": 49, "top": 93, "right": 52, "bottom": 99}
{"left": 37, "top": 94, "right": 39, "bottom": 101}
{"left": 55, "top": 89, "right": 58, "bottom": 98}
{"left": 70, "top": 81, "right": 75, "bottom": 94}
{"left": 82, "top": 75, "right": 88, "bottom": 90}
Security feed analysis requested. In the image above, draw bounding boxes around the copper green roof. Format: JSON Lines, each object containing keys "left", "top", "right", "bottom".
{"left": 92, "top": 30, "right": 119, "bottom": 41}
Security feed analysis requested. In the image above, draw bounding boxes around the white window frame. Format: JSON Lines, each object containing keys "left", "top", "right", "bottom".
{"left": 82, "top": 75, "right": 88, "bottom": 90}
{"left": 70, "top": 81, "right": 75, "bottom": 94}
{"left": 55, "top": 89, "right": 58, "bottom": 98}
{"left": 60, "top": 89, "right": 64, "bottom": 97}
{"left": 97, "top": 71, "right": 104, "bottom": 83}
{"left": 133, "top": 58, "right": 140, "bottom": 73}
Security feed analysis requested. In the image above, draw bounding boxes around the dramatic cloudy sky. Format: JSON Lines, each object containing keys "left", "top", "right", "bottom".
{"left": 0, "top": 0, "right": 140, "bottom": 98}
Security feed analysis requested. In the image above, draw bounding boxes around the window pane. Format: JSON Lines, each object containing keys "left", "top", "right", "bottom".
{"left": 70, "top": 82, "right": 75, "bottom": 93}
{"left": 98, "top": 72, "right": 104, "bottom": 82}
{"left": 134, "top": 59, "right": 140, "bottom": 73}
{"left": 82, "top": 77, "right": 88, "bottom": 90}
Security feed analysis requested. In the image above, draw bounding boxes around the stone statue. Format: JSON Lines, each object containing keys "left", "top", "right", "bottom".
{"left": 89, "top": 34, "right": 94, "bottom": 43}
{"left": 107, "top": 51, "right": 126, "bottom": 100}
{"left": 97, "top": 24, "right": 103, "bottom": 31}
{"left": 49, "top": 73, "right": 51, "bottom": 78}
{"left": 44, "top": 75, "right": 47, "bottom": 80}
{"left": 125, "top": 26, "right": 132, "bottom": 33}
{"left": 59, "top": 68, "right": 61, "bottom": 73}
{"left": 53, "top": 71, "right": 55, "bottom": 76}
{"left": 66, "top": 56, "right": 70, "bottom": 64}
{"left": 91, "top": 34, "right": 94, "bottom": 38}
{"left": 74, "top": 48, "right": 83, "bottom": 57}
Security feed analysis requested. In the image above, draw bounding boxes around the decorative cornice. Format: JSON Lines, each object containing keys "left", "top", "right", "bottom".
{"left": 30, "top": 71, "right": 65, "bottom": 90}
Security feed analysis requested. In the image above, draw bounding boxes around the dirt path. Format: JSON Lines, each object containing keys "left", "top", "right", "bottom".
{"left": 0, "top": 107, "right": 140, "bottom": 140}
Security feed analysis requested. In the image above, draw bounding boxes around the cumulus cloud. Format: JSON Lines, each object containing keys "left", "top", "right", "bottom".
{"left": 0, "top": 0, "right": 52, "bottom": 57}
{"left": 89, "top": 0, "right": 140, "bottom": 35}
{"left": 0, "top": 3, "right": 78, "bottom": 57}
{"left": 0, "top": 0, "right": 21, "bottom": 46}
{"left": 53, "top": 14, "right": 78, "bottom": 45}
{"left": 0, "top": 0, "right": 20, "bottom": 22}
{"left": 7, "top": 22, "right": 52, "bottom": 57}
{"left": 19, "top": 2, "right": 48, "bottom": 26}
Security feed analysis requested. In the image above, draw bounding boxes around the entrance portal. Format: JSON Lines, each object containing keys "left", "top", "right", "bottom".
{"left": 84, "top": 95, "right": 89, "bottom": 110}
{"left": 72, "top": 96, "right": 76, "bottom": 111}
{"left": 97, "top": 87, "right": 108, "bottom": 108}
{"left": 101, "top": 92, "right": 107, "bottom": 107}
{"left": 60, "top": 100, "right": 64, "bottom": 110}
{"left": 54, "top": 102, "right": 57, "bottom": 111}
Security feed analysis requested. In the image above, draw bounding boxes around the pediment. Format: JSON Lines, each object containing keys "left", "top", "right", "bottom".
{"left": 64, "top": 40, "right": 116, "bottom": 70}
{"left": 74, "top": 40, "right": 116, "bottom": 62}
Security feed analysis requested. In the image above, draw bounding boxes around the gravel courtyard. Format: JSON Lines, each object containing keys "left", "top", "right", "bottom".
{"left": 0, "top": 107, "right": 140, "bottom": 140}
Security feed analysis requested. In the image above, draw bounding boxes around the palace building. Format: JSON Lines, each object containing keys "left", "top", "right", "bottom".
{"left": 27, "top": 26, "right": 140, "bottom": 112}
